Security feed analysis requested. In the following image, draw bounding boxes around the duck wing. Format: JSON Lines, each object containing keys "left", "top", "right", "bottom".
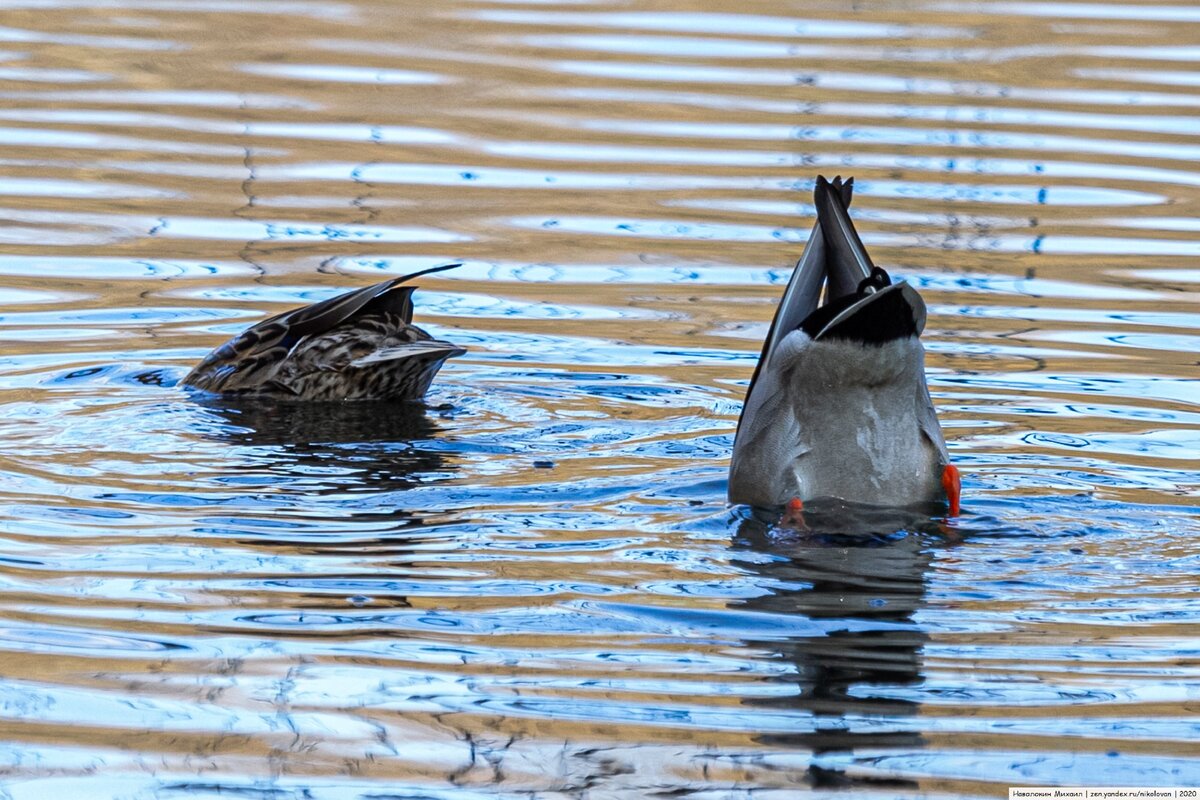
{"left": 183, "top": 263, "right": 459, "bottom": 393}
{"left": 263, "top": 324, "right": 466, "bottom": 400}
{"left": 737, "top": 176, "right": 853, "bottom": 426}
{"left": 916, "top": 379, "right": 950, "bottom": 468}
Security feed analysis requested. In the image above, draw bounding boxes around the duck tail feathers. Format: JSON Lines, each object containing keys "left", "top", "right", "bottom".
{"left": 735, "top": 175, "right": 856, "bottom": 432}
{"left": 815, "top": 175, "right": 874, "bottom": 300}
{"left": 758, "top": 175, "right": 856, "bottom": 370}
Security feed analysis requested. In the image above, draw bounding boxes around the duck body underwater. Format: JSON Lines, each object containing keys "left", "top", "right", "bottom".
{"left": 729, "top": 175, "right": 960, "bottom": 516}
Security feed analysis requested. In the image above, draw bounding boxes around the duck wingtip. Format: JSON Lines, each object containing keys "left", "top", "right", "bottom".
{"left": 394, "top": 261, "right": 463, "bottom": 285}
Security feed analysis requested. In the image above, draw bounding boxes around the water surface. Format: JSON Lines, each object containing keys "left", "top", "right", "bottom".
{"left": 0, "top": 0, "right": 1198, "bottom": 797}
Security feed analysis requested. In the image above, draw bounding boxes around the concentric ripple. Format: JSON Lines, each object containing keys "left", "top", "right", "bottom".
{"left": 0, "top": 0, "right": 1197, "bottom": 798}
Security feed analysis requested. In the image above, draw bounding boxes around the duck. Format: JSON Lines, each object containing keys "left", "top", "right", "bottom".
{"left": 728, "top": 175, "right": 959, "bottom": 517}
{"left": 182, "top": 263, "right": 465, "bottom": 401}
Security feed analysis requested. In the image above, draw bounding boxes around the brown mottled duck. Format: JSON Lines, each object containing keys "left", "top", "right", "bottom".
{"left": 183, "top": 264, "right": 465, "bottom": 401}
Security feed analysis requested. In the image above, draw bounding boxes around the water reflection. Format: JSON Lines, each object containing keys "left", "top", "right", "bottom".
{"left": 192, "top": 398, "right": 461, "bottom": 614}
{"left": 734, "top": 502, "right": 946, "bottom": 787}
{"left": 198, "top": 397, "right": 454, "bottom": 497}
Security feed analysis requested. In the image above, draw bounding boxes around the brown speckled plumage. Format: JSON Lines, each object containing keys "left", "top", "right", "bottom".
{"left": 183, "top": 264, "right": 465, "bottom": 401}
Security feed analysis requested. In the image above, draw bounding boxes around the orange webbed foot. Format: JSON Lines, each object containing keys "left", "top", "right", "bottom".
{"left": 781, "top": 497, "right": 807, "bottom": 530}
{"left": 942, "top": 464, "right": 961, "bottom": 517}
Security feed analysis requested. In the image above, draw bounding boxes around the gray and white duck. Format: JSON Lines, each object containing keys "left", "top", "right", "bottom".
{"left": 728, "top": 175, "right": 960, "bottom": 517}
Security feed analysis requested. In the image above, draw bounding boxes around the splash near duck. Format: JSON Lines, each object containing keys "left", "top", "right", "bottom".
{"left": 183, "top": 264, "right": 465, "bottom": 402}
{"left": 729, "top": 176, "right": 958, "bottom": 515}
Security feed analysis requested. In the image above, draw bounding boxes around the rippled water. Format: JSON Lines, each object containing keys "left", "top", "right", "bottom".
{"left": 0, "top": 1, "right": 1198, "bottom": 797}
